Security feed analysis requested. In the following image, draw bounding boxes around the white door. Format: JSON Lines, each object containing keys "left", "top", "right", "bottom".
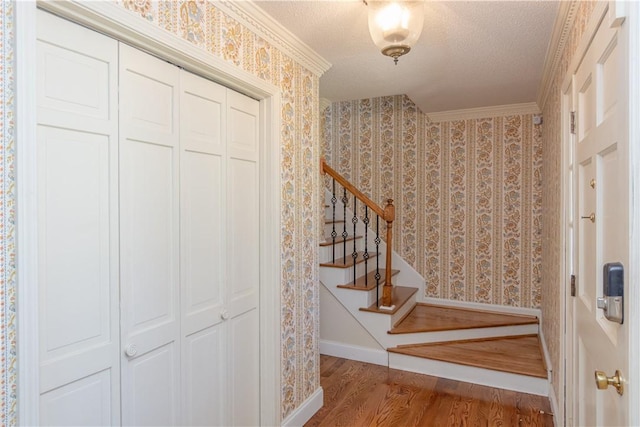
{"left": 226, "top": 89, "right": 261, "bottom": 426}
{"left": 179, "top": 70, "right": 227, "bottom": 426}
{"left": 36, "top": 10, "right": 121, "bottom": 425}
{"left": 572, "top": 7, "right": 629, "bottom": 426}
{"left": 119, "top": 43, "right": 181, "bottom": 426}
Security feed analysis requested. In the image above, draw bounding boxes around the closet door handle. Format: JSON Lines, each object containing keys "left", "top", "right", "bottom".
{"left": 220, "top": 310, "right": 230, "bottom": 321}
{"left": 124, "top": 344, "right": 138, "bottom": 358}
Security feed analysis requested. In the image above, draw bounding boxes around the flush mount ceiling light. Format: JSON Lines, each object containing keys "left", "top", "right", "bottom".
{"left": 366, "top": 0, "right": 425, "bottom": 65}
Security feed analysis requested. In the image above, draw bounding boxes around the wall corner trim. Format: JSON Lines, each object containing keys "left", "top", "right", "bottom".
{"left": 218, "top": 1, "right": 332, "bottom": 77}
{"left": 281, "top": 387, "right": 324, "bottom": 427}
{"left": 537, "top": 1, "right": 580, "bottom": 109}
{"left": 426, "top": 102, "right": 541, "bottom": 123}
{"left": 319, "top": 98, "right": 332, "bottom": 114}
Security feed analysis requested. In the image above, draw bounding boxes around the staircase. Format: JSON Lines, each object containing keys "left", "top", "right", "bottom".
{"left": 319, "top": 160, "right": 549, "bottom": 396}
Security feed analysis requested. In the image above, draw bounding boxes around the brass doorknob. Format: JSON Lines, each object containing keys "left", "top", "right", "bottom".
{"left": 581, "top": 213, "right": 596, "bottom": 223}
{"left": 595, "top": 370, "right": 624, "bottom": 395}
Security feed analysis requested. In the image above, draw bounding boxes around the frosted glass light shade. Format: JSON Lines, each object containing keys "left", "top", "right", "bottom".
{"left": 368, "top": 1, "right": 424, "bottom": 64}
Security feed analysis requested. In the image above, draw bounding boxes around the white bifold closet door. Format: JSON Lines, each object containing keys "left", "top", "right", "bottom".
{"left": 36, "top": 10, "right": 121, "bottom": 425}
{"left": 37, "top": 9, "right": 260, "bottom": 426}
{"left": 178, "top": 69, "right": 260, "bottom": 427}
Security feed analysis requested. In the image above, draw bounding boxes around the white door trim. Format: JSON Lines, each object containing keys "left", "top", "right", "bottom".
{"left": 626, "top": 1, "right": 640, "bottom": 424}
{"left": 17, "top": 1, "right": 282, "bottom": 424}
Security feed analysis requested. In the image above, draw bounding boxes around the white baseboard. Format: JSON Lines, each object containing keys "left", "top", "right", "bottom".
{"left": 538, "top": 328, "right": 554, "bottom": 380}
{"left": 548, "top": 381, "right": 560, "bottom": 427}
{"left": 281, "top": 387, "right": 324, "bottom": 427}
{"left": 320, "top": 339, "right": 388, "bottom": 366}
{"left": 538, "top": 328, "right": 558, "bottom": 426}
{"left": 423, "top": 297, "right": 542, "bottom": 318}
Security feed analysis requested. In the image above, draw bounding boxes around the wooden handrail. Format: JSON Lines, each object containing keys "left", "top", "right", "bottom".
{"left": 321, "top": 157, "right": 395, "bottom": 307}
{"left": 321, "top": 158, "right": 388, "bottom": 220}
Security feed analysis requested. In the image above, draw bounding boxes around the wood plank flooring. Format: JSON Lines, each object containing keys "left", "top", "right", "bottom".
{"left": 389, "top": 303, "right": 538, "bottom": 334}
{"left": 388, "top": 335, "right": 548, "bottom": 378}
{"left": 306, "top": 355, "right": 553, "bottom": 427}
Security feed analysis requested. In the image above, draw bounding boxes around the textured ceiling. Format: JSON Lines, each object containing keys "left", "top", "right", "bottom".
{"left": 255, "top": 1, "right": 559, "bottom": 114}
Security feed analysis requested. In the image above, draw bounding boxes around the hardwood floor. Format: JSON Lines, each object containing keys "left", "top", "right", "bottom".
{"left": 306, "top": 355, "right": 553, "bottom": 427}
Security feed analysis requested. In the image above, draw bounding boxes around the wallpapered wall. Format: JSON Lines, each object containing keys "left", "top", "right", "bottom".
{"left": 0, "top": 1, "right": 16, "bottom": 425}
{"left": 541, "top": 0, "right": 596, "bottom": 402}
{"left": 0, "top": 0, "right": 323, "bottom": 422}
{"left": 323, "top": 96, "right": 543, "bottom": 308}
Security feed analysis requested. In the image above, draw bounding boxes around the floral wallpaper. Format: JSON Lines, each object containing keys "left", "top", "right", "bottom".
{"left": 541, "top": 0, "right": 596, "bottom": 405}
{"left": 0, "top": 1, "right": 16, "bottom": 425}
{"left": 323, "top": 96, "right": 543, "bottom": 308}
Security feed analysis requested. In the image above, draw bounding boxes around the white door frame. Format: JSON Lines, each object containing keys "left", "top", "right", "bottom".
{"left": 561, "top": 1, "right": 640, "bottom": 425}
{"left": 16, "top": 1, "right": 282, "bottom": 425}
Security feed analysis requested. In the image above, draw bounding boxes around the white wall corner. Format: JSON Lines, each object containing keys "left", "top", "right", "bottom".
{"left": 281, "top": 387, "right": 324, "bottom": 427}
{"left": 320, "top": 340, "right": 388, "bottom": 367}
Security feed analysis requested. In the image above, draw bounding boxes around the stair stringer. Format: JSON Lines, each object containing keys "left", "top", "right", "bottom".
{"left": 323, "top": 189, "right": 427, "bottom": 302}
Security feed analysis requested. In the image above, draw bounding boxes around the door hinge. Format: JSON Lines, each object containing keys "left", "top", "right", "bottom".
{"left": 570, "top": 274, "right": 576, "bottom": 297}
{"left": 570, "top": 111, "right": 576, "bottom": 135}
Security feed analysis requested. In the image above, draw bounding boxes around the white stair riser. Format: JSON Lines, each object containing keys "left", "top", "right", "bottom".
{"left": 388, "top": 353, "right": 549, "bottom": 396}
{"left": 320, "top": 242, "right": 370, "bottom": 263}
{"left": 320, "top": 258, "right": 381, "bottom": 287}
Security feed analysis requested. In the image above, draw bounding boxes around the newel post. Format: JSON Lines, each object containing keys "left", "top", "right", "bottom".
{"left": 382, "top": 199, "right": 395, "bottom": 308}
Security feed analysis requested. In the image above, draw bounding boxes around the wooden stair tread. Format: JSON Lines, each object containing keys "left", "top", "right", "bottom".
{"left": 389, "top": 303, "right": 538, "bottom": 334}
{"left": 388, "top": 334, "right": 547, "bottom": 378}
{"left": 337, "top": 269, "right": 399, "bottom": 291}
{"left": 359, "top": 286, "right": 418, "bottom": 315}
{"left": 319, "top": 235, "right": 361, "bottom": 247}
{"left": 319, "top": 252, "right": 378, "bottom": 268}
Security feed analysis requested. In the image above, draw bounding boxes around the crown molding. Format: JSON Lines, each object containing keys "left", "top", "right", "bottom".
{"left": 216, "top": 1, "right": 332, "bottom": 77}
{"left": 426, "top": 102, "right": 541, "bottom": 123}
{"left": 319, "top": 98, "right": 332, "bottom": 113}
{"left": 537, "top": 1, "right": 579, "bottom": 109}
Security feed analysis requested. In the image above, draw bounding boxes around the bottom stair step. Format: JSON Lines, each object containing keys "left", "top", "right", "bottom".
{"left": 388, "top": 334, "right": 547, "bottom": 379}
{"left": 359, "top": 286, "right": 417, "bottom": 315}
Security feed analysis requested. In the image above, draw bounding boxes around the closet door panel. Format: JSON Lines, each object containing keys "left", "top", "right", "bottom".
{"left": 227, "top": 90, "right": 260, "bottom": 425}
{"left": 40, "top": 371, "right": 112, "bottom": 426}
{"left": 229, "top": 309, "right": 259, "bottom": 426}
{"left": 182, "top": 151, "right": 224, "bottom": 332}
{"left": 36, "top": 10, "right": 120, "bottom": 425}
{"left": 120, "top": 43, "right": 180, "bottom": 426}
{"left": 227, "top": 91, "right": 260, "bottom": 319}
{"left": 180, "top": 71, "right": 226, "bottom": 334}
{"left": 183, "top": 326, "right": 225, "bottom": 426}
{"left": 180, "top": 71, "right": 227, "bottom": 426}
